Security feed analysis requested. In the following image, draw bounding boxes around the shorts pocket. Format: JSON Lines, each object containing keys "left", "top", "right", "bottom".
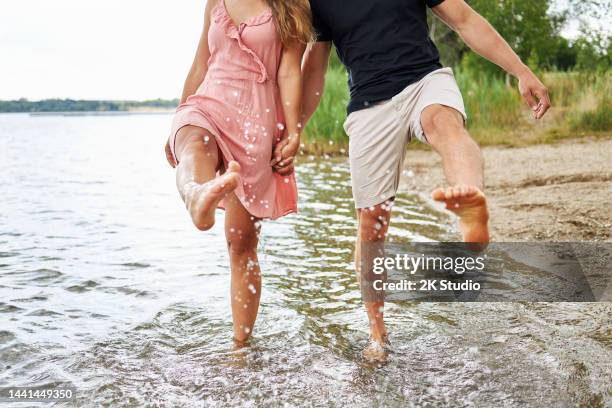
{"left": 343, "top": 112, "right": 355, "bottom": 135}
{"left": 391, "top": 84, "right": 418, "bottom": 119}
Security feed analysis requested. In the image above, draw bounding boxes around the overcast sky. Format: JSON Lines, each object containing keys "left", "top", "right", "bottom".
{"left": 0, "top": 0, "right": 600, "bottom": 101}
{"left": 0, "top": 0, "right": 203, "bottom": 101}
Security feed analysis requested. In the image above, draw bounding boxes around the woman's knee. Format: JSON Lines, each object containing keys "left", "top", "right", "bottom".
{"left": 226, "top": 229, "right": 259, "bottom": 256}
{"left": 175, "top": 127, "right": 217, "bottom": 161}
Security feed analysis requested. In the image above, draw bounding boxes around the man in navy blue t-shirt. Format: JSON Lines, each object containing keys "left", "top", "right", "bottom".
{"left": 275, "top": 0, "right": 550, "bottom": 360}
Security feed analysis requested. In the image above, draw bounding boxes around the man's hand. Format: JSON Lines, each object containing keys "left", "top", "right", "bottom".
{"left": 517, "top": 68, "right": 551, "bottom": 120}
{"left": 165, "top": 139, "right": 177, "bottom": 168}
{"left": 432, "top": 0, "right": 551, "bottom": 120}
{"left": 270, "top": 136, "right": 300, "bottom": 176}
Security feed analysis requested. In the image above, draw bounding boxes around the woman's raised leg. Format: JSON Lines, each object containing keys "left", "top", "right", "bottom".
{"left": 223, "top": 192, "right": 262, "bottom": 343}
{"left": 174, "top": 125, "right": 240, "bottom": 230}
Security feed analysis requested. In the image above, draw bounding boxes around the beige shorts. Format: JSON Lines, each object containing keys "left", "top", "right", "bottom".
{"left": 343, "top": 67, "right": 467, "bottom": 209}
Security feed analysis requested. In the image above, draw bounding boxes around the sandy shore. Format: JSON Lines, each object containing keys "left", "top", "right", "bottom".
{"left": 401, "top": 137, "right": 612, "bottom": 241}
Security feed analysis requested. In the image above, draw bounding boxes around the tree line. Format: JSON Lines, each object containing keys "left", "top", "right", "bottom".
{"left": 434, "top": 0, "right": 610, "bottom": 75}
{"left": 0, "top": 98, "right": 179, "bottom": 113}
{"left": 326, "top": 0, "right": 610, "bottom": 75}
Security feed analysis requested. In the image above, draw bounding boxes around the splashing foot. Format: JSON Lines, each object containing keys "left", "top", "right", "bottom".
{"left": 362, "top": 336, "right": 390, "bottom": 365}
{"left": 431, "top": 185, "right": 490, "bottom": 243}
{"left": 184, "top": 161, "right": 241, "bottom": 231}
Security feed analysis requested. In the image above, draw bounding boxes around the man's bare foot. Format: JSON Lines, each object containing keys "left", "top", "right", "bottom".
{"left": 362, "top": 336, "right": 390, "bottom": 364}
{"left": 432, "top": 185, "right": 490, "bottom": 243}
{"left": 184, "top": 161, "right": 241, "bottom": 231}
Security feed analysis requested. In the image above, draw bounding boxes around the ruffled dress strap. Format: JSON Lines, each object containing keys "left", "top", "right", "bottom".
{"left": 212, "top": 2, "right": 273, "bottom": 84}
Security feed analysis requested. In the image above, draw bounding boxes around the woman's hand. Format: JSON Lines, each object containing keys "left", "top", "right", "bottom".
{"left": 271, "top": 134, "right": 300, "bottom": 175}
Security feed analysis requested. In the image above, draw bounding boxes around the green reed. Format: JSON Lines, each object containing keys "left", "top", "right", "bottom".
{"left": 302, "top": 66, "right": 611, "bottom": 152}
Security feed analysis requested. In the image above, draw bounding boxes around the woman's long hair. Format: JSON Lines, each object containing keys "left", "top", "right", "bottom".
{"left": 266, "top": 0, "right": 314, "bottom": 45}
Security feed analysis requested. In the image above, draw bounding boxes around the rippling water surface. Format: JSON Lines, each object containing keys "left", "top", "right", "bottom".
{"left": 0, "top": 113, "right": 610, "bottom": 406}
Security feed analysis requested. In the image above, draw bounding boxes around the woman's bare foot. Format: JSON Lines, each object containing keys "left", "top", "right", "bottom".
{"left": 432, "top": 185, "right": 490, "bottom": 243}
{"left": 183, "top": 161, "right": 241, "bottom": 231}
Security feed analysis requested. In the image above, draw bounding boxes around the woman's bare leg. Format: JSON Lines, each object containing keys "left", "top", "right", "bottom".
{"left": 223, "top": 193, "right": 262, "bottom": 343}
{"left": 174, "top": 126, "right": 240, "bottom": 230}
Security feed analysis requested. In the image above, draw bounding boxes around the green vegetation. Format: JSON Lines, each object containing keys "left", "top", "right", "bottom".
{"left": 460, "top": 70, "right": 610, "bottom": 146}
{"left": 0, "top": 98, "right": 179, "bottom": 113}
{"left": 569, "top": 96, "right": 611, "bottom": 133}
{"left": 303, "top": 67, "right": 610, "bottom": 151}
{"left": 302, "top": 0, "right": 611, "bottom": 153}
{"left": 302, "top": 66, "right": 349, "bottom": 153}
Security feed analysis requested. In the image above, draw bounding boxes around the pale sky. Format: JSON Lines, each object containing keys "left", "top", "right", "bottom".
{"left": 0, "top": 0, "right": 204, "bottom": 101}
{"left": 0, "top": 1, "right": 601, "bottom": 101}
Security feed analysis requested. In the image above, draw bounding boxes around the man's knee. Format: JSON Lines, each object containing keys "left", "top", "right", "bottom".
{"left": 359, "top": 202, "right": 392, "bottom": 242}
{"left": 420, "top": 105, "right": 466, "bottom": 146}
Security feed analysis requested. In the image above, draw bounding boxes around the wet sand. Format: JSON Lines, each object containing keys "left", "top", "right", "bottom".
{"left": 402, "top": 137, "right": 612, "bottom": 241}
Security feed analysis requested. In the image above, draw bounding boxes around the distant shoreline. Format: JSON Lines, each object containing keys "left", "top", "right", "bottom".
{"left": 0, "top": 98, "right": 179, "bottom": 114}
{"left": 24, "top": 110, "right": 175, "bottom": 117}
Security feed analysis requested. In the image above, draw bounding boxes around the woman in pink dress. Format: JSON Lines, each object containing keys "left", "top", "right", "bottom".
{"left": 163, "top": 0, "right": 313, "bottom": 342}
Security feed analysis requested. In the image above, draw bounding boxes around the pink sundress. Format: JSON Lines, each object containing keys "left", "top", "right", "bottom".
{"left": 169, "top": 1, "right": 297, "bottom": 220}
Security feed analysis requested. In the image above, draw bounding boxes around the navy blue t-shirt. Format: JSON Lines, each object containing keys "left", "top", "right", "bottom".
{"left": 311, "top": 0, "right": 446, "bottom": 114}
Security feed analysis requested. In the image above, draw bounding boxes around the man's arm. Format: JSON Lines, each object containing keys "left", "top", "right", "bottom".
{"left": 301, "top": 42, "right": 332, "bottom": 125}
{"left": 432, "top": 0, "right": 551, "bottom": 119}
{"left": 272, "top": 41, "right": 331, "bottom": 175}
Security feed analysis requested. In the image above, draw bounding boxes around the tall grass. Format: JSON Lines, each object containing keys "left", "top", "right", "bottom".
{"left": 302, "top": 66, "right": 350, "bottom": 153}
{"left": 303, "top": 66, "right": 611, "bottom": 152}
{"left": 569, "top": 95, "right": 611, "bottom": 132}
{"left": 454, "top": 67, "right": 523, "bottom": 130}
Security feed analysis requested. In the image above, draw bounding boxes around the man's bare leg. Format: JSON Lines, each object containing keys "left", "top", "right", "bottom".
{"left": 355, "top": 202, "right": 392, "bottom": 361}
{"left": 174, "top": 126, "right": 241, "bottom": 231}
{"left": 421, "top": 105, "right": 490, "bottom": 243}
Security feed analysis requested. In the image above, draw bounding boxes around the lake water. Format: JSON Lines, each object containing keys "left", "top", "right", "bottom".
{"left": 0, "top": 113, "right": 609, "bottom": 406}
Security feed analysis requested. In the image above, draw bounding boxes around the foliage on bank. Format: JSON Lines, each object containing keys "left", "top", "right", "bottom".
{"left": 302, "top": 0, "right": 611, "bottom": 153}
{"left": 0, "top": 98, "right": 179, "bottom": 113}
